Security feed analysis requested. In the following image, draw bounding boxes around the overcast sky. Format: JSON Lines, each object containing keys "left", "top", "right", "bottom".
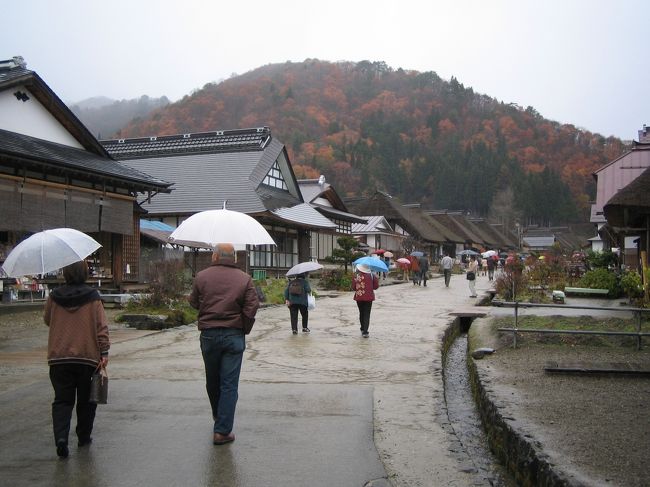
{"left": 3, "top": 0, "right": 647, "bottom": 140}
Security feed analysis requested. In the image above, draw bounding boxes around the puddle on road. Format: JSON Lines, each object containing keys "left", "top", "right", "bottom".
{"left": 444, "top": 334, "right": 515, "bottom": 487}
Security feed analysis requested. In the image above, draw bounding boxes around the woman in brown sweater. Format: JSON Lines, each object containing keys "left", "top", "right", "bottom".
{"left": 44, "top": 261, "right": 109, "bottom": 458}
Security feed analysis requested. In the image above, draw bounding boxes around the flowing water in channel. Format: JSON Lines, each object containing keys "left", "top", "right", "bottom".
{"left": 444, "top": 333, "right": 515, "bottom": 487}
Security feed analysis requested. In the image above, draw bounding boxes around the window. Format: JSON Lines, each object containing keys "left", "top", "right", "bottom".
{"left": 262, "top": 161, "right": 288, "bottom": 190}
{"left": 249, "top": 226, "right": 298, "bottom": 269}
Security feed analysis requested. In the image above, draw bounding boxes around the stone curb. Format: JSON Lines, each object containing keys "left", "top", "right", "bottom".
{"left": 466, "top": 321, "right": 587, "bottom": 487}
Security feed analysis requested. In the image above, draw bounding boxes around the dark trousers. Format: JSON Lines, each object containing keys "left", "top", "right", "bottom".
{"left": 49, "top": 364, "right": 97, "bottom": 446}
{"left": 356, "top": 300, "right": 373, "bottom": 332}
{"left": 443, "top": 269, "right": 452, "bottom": 287}
{"left": 200, "top": 327, "right": 245, "bottom": 435}
{"left": 289, "top": 304, "right": 309, "bottom": 331}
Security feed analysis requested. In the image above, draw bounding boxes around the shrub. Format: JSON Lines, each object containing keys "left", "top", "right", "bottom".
{"left": 620, "top": 270, "right": 643, "bottom": 301}
{"left": 319, "top": 268, "right": 353, "bottom": 291}
{"left": 495, "top": 256, "right": 528, "bottom": 300}
{"left": 141, "top": 258, "right": 189, "bottom": 307}
{"left": 257, "top": 278, "right": 289, "bottom": 305}
{"left": 579, "top": 268, "right": 619, "bottom": 296}
{"left": 585, "top": 250, "right": 617, "bottom": 270}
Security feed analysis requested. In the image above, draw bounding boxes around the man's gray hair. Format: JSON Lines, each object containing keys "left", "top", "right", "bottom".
{"left": 212, "top": 243, "right": 235, "bottom": 262}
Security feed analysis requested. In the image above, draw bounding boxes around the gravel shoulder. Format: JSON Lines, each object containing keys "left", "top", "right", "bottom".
{"left": 469, "top": 314, "right": 650, "bottom": 487}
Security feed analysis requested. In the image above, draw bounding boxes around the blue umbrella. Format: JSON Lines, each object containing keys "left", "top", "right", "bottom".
{"left": 353, "top": 256, "right": 388, "bottom": 272}
{"left": 410, "top": 251, "right": 424, "bottom": 257}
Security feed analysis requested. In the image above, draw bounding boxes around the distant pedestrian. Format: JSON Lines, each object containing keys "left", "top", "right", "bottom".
{"left": 410, "top": 256, "right": 421, "bottom": 285}
{"left": 352, "top": 263, "right": 379, "bottom": 338}
{"left": 284, "top": 273, "right": 312, "bottom": 334}
{"left": 418, "top": 254, "right": 430, "bottom": 286}
{"left": 382, "top": 255, "right": 391, "bottom": 280}
{"left": 44, "top": 261, "right": 110, "bottom": 459}
{"left": 188, "top": 243, "right": 260, "bottom": 446}
{"left": 467, "top": 255, "right": 479, "bottom": 297}
{"left": 441, "top": 252, "right": 453, "bottom": 287}
{"left": 487, "top": 255, "right": 496, "bottom": 281}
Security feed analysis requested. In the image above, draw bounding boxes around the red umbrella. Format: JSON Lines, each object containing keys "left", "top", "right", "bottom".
{"left": 373, "top": 249, "right": 386, "bottom": 255}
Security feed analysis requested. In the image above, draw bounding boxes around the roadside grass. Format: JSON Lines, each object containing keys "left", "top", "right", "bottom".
{"left": 490, "top": 315, "right": 649, "bottom": 348}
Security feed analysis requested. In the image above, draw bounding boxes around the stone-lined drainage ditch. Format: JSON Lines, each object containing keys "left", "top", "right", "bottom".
{"left": 441, "top": 315, "right": 514, "bottom": 486}
{"left": 443, "top": 314, "right": 579, "bottom": 487}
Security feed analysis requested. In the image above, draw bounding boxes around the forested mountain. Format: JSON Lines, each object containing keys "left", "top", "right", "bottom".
{"left": 116, "top": 60, "right": 630, "bottom": 226}
{"left": 70, "top": 95, "right": 170, "bottom": 140}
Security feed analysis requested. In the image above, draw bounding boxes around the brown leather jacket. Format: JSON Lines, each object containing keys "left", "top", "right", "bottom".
{"left": 188, "top": 261, "right": 259, "bottom": 334}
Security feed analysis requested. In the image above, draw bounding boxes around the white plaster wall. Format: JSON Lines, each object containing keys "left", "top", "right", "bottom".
{"left": 0, "top": 87, "right": 83, "bottom": 148}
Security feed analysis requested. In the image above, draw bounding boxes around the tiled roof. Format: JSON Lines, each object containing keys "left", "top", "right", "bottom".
{"left": 299, "top": 180, "right": 330, "bottom": 204}
{"left": 140, "top": 220, "right": 175, "bottom": 231}
{"left": 352, "top": 216, "right": 394, "bottom": 233}
{"left": 523, "top": 236, "right": 555, "bottom": 248}
{"left": 0, "top": 129, "right": 171, "bottom": 190}
{"left": 0, "top": 57, "right": 109, "bottom": 157}
{"left": 140, "top": 219, "right": 175, "bottom": 244}
{"left": 312, "top": 204, "right": 367, "bottom": 223}
{"left": 0, "top": 57, "right": 31, "bottom": 84}
{"left": 103, "top": 128, "right": 272, "bottom": 160}
{"left": 107, "top": 135, "right": 303, "bottom": 216}
{"left": 272, "top": 203, "right": 338, "bottom": 229}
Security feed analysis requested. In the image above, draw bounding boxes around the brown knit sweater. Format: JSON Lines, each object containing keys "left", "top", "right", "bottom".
{"left": 43, "top": 285, "right": 110, "bottom": 367}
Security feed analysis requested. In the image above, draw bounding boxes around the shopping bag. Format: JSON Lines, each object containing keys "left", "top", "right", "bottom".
{"left": 307, "top": 293, "right": 316, "bottom": 311}
{"left": 89, "top": 363, "right": 108, "bottom": 404}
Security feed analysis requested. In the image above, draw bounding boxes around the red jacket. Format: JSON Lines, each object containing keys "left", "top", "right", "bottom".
{"left": 352, "top": 271, "right": 379, "bottom": 302}
{"left": 188, "top": 261, "right": 259, "bottom": 334}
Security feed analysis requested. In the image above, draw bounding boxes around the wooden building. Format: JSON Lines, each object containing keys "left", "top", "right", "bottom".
{"left": 0, "top": 57, "right": 171, "bottom": 289}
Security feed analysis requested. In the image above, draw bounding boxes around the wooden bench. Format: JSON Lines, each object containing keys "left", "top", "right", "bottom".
{"left": 564, "top": 287, "right": 609, "bottom": 296}
{"left": 545, "top": 361, "right": 650, "bottom": 376}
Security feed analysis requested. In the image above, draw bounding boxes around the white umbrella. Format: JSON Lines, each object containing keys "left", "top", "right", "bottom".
{"left": 286, "top": 261, "right": 323, "bottom": 277}
{"left": 1, "top": 228, "right": 101, "bottom": 277}
{"left": 168, "top": 208, "right": 276, "bottom": 248}
{"left": 482, "top": 250, "right": 498, "bottom": 258}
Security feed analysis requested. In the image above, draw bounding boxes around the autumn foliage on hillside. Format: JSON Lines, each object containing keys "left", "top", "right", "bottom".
{"left": 117, "top": 60, "right": 629, "bottom": 225}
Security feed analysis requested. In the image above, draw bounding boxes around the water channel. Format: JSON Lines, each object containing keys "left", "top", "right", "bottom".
{"left": 443, "top": 333, "right": 515, "bottom": 487}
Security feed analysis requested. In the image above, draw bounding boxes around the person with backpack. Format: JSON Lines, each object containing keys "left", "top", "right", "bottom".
{"left": 284, "top": 273, "right": 312, "bottom": 334}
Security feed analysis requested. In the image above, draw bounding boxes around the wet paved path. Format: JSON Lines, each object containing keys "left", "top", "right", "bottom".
{"left": 0, "top": 274, "right": 494, "bottom": 486}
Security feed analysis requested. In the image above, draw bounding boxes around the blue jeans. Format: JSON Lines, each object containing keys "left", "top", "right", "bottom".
{"left": 200, "top": 327, "right": 246, "bottom": 435}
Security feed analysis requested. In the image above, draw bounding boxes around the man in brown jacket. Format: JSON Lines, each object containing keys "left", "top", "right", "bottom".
{"left": 188, "top": 243, "right": 259, "bottom": 445}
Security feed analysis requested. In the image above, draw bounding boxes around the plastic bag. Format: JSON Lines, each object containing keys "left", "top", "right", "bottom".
{"left": 307, "top": 293, "right": 316, "bottom": 311}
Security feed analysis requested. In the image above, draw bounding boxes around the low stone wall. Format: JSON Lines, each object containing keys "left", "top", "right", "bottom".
{"left": 466, "top": 327, "right": 579, "bottom": 486}
{"left": 119, "top": 314, "right": 180, "bottom": 330}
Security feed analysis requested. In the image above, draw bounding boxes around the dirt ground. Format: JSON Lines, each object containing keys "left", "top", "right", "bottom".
{"left": 470, "top": 317, "right": 650, "bottom": 487}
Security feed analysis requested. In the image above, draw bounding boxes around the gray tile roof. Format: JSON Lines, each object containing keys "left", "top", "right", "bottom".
{"left": 0, "top": 129, "right": 171, "bottom": 190}
{"left": 0, "top": 57, "right": 110, "bottom": 157}
{"left": 0, "top": 57, "right": 31, "bottom": 84}
{"left": 523, "top": 236, "right": 555, "bottom": 248}
{"left": 272, "top": 203, "right": 337, "bottom": 229}
{"left": 103, "top": 127, "right": 272, "bottom": 160}
{"left": 352, "top": 216, "right": 394, "bottom": 233}
{"left": 104, "top": 131, "right": 303, "bottom": 216}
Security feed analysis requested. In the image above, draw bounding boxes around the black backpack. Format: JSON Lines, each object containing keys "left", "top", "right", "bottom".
{"left": 288, "top": 279, "right": 304, "bottom": 296}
